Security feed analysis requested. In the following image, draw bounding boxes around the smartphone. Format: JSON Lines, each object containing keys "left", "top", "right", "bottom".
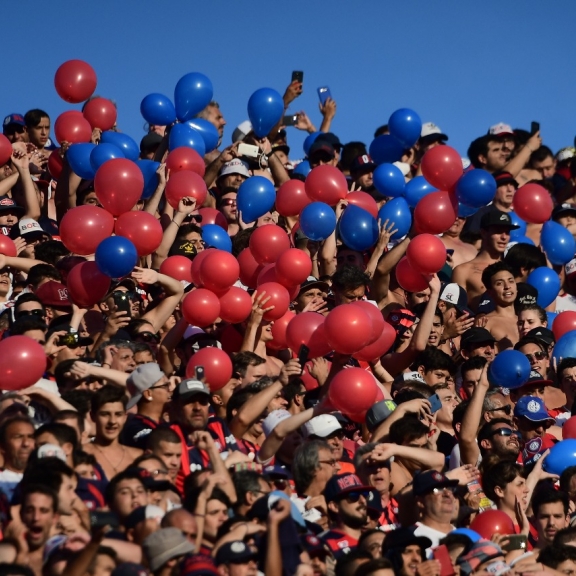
{"left": 297, "top": 345, "right": 310, "bottom": 374}
{"left": 282, "top": 114, "right": 298, "bottom": 127}
{"left": 531, "top": 121, "right": 540, "bottom": 135}
{"left": 317, "top": 86, "right": 332, "bottom": 105}
{"left": 195, "top": 366, "right": 205, "bottom": 381}
{"left": 291, "top": 71, "right": 304, "bottom": 84}
{"left": 501, "top": 534, "right": 527, "bottom": 552}
{"left": 90, "top": 511, "right": 119, "bottom": 529}
{"left": 433, "top": 545, "right": 455, "bottom": 576}
{"left": 58, "top": 332, "right": 78, "bottom": 347}
{"left": 237, "top": 142, "right": 259, "bottom": 158}
{"left": 428, "top": 393, "right": 442, "bottom": 414}
{"left": 113, "top": 291, "right": 131, "bottom": 317}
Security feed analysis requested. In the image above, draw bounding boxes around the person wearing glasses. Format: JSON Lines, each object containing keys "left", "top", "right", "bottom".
{"left": 477, "top": 418, "right": 522, "bottom": 465}
{"left": 217, "top": 191, "right": 239, "bottom": 237}
{"left": 2, "top": 114, "right": 28, "bottom": 144}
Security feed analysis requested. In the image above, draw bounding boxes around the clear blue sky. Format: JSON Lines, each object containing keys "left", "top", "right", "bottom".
{"left": 5, "top": 1, "right": 576, "bottom": 161}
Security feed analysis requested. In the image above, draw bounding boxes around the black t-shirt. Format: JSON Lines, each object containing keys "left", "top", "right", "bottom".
{"left": 119, "top": 413, "right": 159, "bottom": 450}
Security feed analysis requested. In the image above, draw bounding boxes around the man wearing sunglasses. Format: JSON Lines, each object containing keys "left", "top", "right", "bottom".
{"left": 478, "top": 418, "right": 521, "bottom": 463}
{"left": 3, "top": 114, "right": 28, "bottom": 144}
{"left": 320, "top": 473, "right": 372, "bottom": 560}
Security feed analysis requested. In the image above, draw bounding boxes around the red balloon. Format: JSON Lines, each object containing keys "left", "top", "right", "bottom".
{"left": 324, "top": 304, "right": 373, "bottom": 354}
{"left": 198, "top": 207, "right": 228, "bottom": 231}
{"left": 396, "top": 257, "right": 431, "bottom": 292}
{"left": 353, "top": 321, "right": 397, "bottom": 362}
{"left": 191, "top": 249, "right": 215, "bottom": 287}
{"left": 160, "top": 255, "right": 192, "bottom": 283}
{"left": 238, "top": 248, "right": 262, "bottom": 289}
{"left": 0, "top": 336, "right": 47, "bottom": 390}
{"left": 249, "top": 225, "right": 290, "bottom": 265}
{"left": 200, "top": 250, "right": 240, "bottom": 292}
{"left": 94, "top": 158, "right": 144, "bottom": 215}
{"left": 257, "top": 264, "right": 277, "bottom": 286}
{"left": 328, "top": 368, "right": 379, "bottom": 416}
{"left": 219, "top": 287, "right": 252, "bottom": 324}
{"left": 513, "top": 183, "right": 554, "bottom": 224}
{"left": 268, "top": 310, "right": 296, "bottom": 350}
{"left": 181, "top": 289, "right": 221, "bottom": 327}
{"left": 220, "top": 324, "right": 244, "bottom": 355}
{"left": 563, "top": 416, "right": 576, "bottom": 440}
{"left": 48, "top": 149, "right": 64, "bottom": 179}
{"left": 54, "top": 60, "right": 97, "bottom": 103}
{"left": 275, "top": 249, "right": 312, "bottom": 288}
{"left": 165, "top": 170, "right": 207, "bottom": 209}
{"left": 166, "top": 147, "right": 205, "bottom": 177}
{"left": 414, "top": 191, "right": 457, "bottom": 234}
{"left": 553, "top": 311, "right": 576, "bottom": 341}
{"left": 186, "top": 347, "right": 232, "bottom": 392}
{"left": 254, "top": 282, "right": 290, "bottom": 321}
{"left": 407, "top": 234, "right": 447, "bottom": 274}
{"left": 470, "top": 510, "right": 515, "bottom": 539}
{"left": 276, "top": 179, "right": 311, "bottom": 216}
{"left": 0, "top": 235, "right": 17, "bottom": 257}
{"left": 115, "top": 211, "right": 163, "bottom": 256}
{"left": 0, "top": 134, "right": 12, "bottom": 166}
{"left": 67, "top": 261, "right": 111, "bottom": 307}
{"left": 60, "top": 205, "right": 115, "bottom": 255}
{"left": 286, "top": 312, "right": 332, "bottom": 359}
{"left": 305, "top": 165, "right": 348, "bottom": 206}
{"left": 346, "top": 191, "right": 379, "bottom": 219}
{"left": 55, "top": 111, "right": 92, "bottom": 145}
{"left": 421, "top": 145, "right": 463, "bottom": 190}
{"left": 83, "top": 97, "right": 117, "bottom": 131}
{"left": 351, "top": 301, "right": 385, "bottom": 345}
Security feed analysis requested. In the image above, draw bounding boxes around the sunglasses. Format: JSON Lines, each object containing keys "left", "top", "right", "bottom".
{"left": 490, "top": 428, "right": 521, "bottom": 438}
{"left": 15, "top": 309, "right": 45, "bottom": 320}
{"left": 221, "top": 199, "right": 237, "bottom": 206}
{"left": 486, "top": 405, "right": 512, "bottom": 415}
{"left": 525, "top": 351, "right": 547, "bottom": 362}
{"left": 137, "top": 331, "right": 160, "bottom": 343}
{"left": 342, "top": 491, "right": 370, "bottom": 503}
{"left": 4, "top": 126, "right": 25, "bottom": 136}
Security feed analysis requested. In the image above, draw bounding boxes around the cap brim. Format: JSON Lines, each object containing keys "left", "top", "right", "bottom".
{"left": 519, "top": 414, "right": 555, "bottom": 424}
{"left": 298, "top": 281, "right": 329, "bottom": 294}
{"left": 521, "top": 378, "right": 554, "bottom": 388}
{"left": 420, "top": 134, "right": 448, "bottom": 143}
{"left": 126, "top": 393, "right": 142, "bottom": 410}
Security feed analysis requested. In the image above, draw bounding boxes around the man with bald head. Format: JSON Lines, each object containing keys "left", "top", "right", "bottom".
{"left": 161, "top": 508, "right": 198, "bottom": 545}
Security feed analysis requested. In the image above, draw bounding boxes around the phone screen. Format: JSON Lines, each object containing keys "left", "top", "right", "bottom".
{"left": 531, "top": 121, "right": 540, "bottom": 135}
{"left": 317, "top": 86, "right": 331, "bottom": 105}
{"left": 428, "top": 394, "right": 442, "bottom": 414}
{"left": 292, "top": 71, "right": 304, "bottom": 83}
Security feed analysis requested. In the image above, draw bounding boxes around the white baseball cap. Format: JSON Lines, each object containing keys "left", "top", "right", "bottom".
{"left": 303, "top": 414, "right": 342, "bottom": 438}
{"left": 488, "top": 122, "right": 514, "bottom": 136}
{"left": 420, "top": 122, "right": 448, "bottom": 141}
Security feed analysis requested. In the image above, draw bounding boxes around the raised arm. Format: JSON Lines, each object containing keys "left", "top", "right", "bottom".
{"left": 372, "top": 236, "right": 410, "bottom": 306}
{"left": 11, "top": 149, "right": 41, "bottom": 220}
{"left": 143, "top": 163, "right": 167, "bottom": 216}
{"left": 319, "top": 98, "right": 337, "bottom": 134}
{"left": 502, "top": 132, "right": 542, "bottom": 178}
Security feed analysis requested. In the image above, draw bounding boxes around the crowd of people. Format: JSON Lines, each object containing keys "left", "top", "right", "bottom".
{"left": 1, "top": 71, "right": 576, "bottom": 576}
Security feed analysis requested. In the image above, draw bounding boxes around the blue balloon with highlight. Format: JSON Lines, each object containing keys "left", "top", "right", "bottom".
{"left": 541, "top": 221, "right": 576, "bottom": 266}
{"left": 552, "top": 331, "right": 576, "bottom": 367}
{"left": 90, "top": 143, "right": 124, "bottom": 172}
{"left": 303, "top": 132, "right": 323, "bottom": 156}
{"left": 404, "top": 176, "right": 437, "bottom": 208}
{"left": 293, "top": 160, "right": 311, "bottom": 177}
{"left": 67, "top": 143, "right": 96, "bottom": 180}
{"left": 369, "top": 134, "right": 405, "bottom": 165}
{"left": 247, "top": 88, "right": 284, "bottom": 138}
{"left": 202, "top": 224, "right": 232, "bottom": 252}
{"left": 527, "top": 267, "right": 561, "bottom": 308}
{"left": 300, "top": 203, "right": 336, "bottom": 241}
{"left": 137, "top": 160, "right": 161, "bottom": 200}
{"left": 188, "top": 118, "right": 219, "bottom": 153}
{"left": 168, "top": 124, "right": 206, "bottom": 157}
{"left": 543, "top": 439, "right": 576, "bottom": 476}
{"left": 388, "top": 108, "right": 422, "bottom": 148}
{"left": 455, "top": 169, "right": 496, "bottom": 208}
{"left": 140, "top": 93, "right": 176, "bottom": 126}
{"left": 95, "top": 237, "right": 138, "bottom": 279}
{"left": 488, "top": 349, "right": 531, "bottom": 389}
{"left": 237, "top": 176, "right": 276, "bottom": 223}
{"left": 339, "top": 205, "right": 379, "bottom": 252}
{"left": 174, "top": 72, "right": 213, "bottom": 122}
{"left": 508, "top": 211, "right": 526, "bottom": 239}
{"left": 373, "top": 163, "right": 405, "bottom": 198}
{"left": 378, "top": 197, "right": 411, "bottom": 240}
{"left": 100, "top": 131, "right": 140, "bottom": 162}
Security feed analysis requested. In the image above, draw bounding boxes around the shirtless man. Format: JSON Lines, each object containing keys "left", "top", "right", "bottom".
{"left": 452, "top": 210, "right": 519, "bottom": 310}
{"left": 441, "top": 216, "right": 477, "bottom": 267}
{"left": 482, "top": 262, "right": 519, "bottom": 351}
{"left": 84, "top": 385, "right": 142, "bottom": 481}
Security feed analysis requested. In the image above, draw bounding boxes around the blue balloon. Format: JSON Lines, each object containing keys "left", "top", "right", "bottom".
{"left": 67, "top": 143, "right": 96, "bottom": 180}
{"left": 552, "top": 330, "right": 576, "bottom": 366}
{"left": 188, "top": 119, "right": 219, "bottom": 153}
{"left": 237, "top": 176, "right": 276, "bottom": 223}
{"left": 202, "top": 224, "right": 232, "bottom": 252}
{"left": 100, "top": 131, "right": 140, "bottom": 162}
{"left": 95, "top": 237, "right": 138, "bottom": 279}
{"left": 137, "top": 160, "right": 161, "bottom": 200}
{"left": 541, "top": 221, "right": 576, "bottom": 266}
{"left": 247, "top": 88, "right": 284, "bottom": 138}
{"left": 547, "top": 311, "right": 557, "bottom": 329}
{"left": 293, "top": 160, "right": 311, "bottom": 177}
{"left": 378, "top": 197, "right": 412, "bottom": 240}
{"left": 527, "top": 267, "right": 561, "bottom": 308}
{"left": 543, "top": 439, "right": 576, "bottom": 476}
{"left": 369, "top": 134, "right": 405, "bottom": 165}
{"left": 90, "top": 143, "right": 124, "bottom": 172}
{"left": 168, "top": 124, "right": 206, "bottom": 156}
{"left": 488, "top": 350, "right": 531, "bottom": 389}
{"left": 508, "top": 211, "right": 526, "bottom": 239}
{"left": 450, "top": 528, "right": 481, "bottom": 543}
{"left": 303, "top": 132, "right": 323, "bottom": 156}
{"left": 174, "top": 72, "right": 213, "bottom": 122}
{"left": 509, "top": 235, "right": 535, "bottom": 247}
{"left": 455, "top": 169, "right": 496, "bottom": 208}
{"left": 373, "top": 163, "right": 405, "bottom": 198}
{"left": 388, "top": 108, "right": 422, "bottom": 148}
{"left": 404, "top": 176, "right": 438, "bottom": 208}
{"left": 458, "top": 203, "right": 478, "bottom": 218}
{"left": 300, "top": 202, "right": 336, "bottom": 241}
{"left": 339, "top": 205, "right": 379, "bottom": 252}
{"left": 140, "top": 93, "right": 176, "bottom": 126}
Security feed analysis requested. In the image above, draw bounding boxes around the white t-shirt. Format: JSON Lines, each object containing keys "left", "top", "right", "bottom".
{"left": 414, "top": 522, "right": 454, "bottom": 557}
{"left": 0, "top": 469, "right": 23, "bottom": 500}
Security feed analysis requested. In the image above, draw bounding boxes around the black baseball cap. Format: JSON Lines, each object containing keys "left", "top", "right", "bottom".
{"left": 460, "top": 327, "right": 495, "bottom": 349}
{"left": 382, "top": 527, "right": 431, "bottom": 553}
{"left": 480, "top": 209, "right": 520, "bottom": 230}
{"left": 412, "top": 470, "right": 458, "bottom": 497}
{"left": 492, "top": 171, "right": 518, "bottom": 189}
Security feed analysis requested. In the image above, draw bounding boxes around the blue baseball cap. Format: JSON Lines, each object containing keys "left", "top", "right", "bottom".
{"left": 3, "top": 113, "right": 25, "bottom": 133}
{"left": 514, "top": 396, "right": 555, "bottom": 424}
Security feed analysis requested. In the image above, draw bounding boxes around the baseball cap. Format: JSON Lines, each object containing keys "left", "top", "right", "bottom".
{"left": 520, "top": 369, "right": 554, "bottom": 388}
{"left": 140, "top": 132, "right": 162, "bottom": 154}
{"left": 552, "top": 203, "right": 576, "bottom": 221}
{"left": 180, "top": 554, "right": 218, "bottom": 576}
{"left": 11, "top": 217, "right": 53, "bottom": 241}
{"left": 232, "top": 120, "right": 253, "bottom": 143}
{"left": 298, "top": 276, "right": 330, "bottom": 295}
{"left": 263, "top": 465, "right": 292, "bottom": 480}
{"left": 382, "top": 527, "right": 431, "bottom": 553}
{"left": 488, "top": 123, "right": 514, "bottom": 137}
{"left": 262, "top": 409, "right": 292, "bottom": 437}
{"left": 143, "top": 528, "right": 195, "bottom": 573}
{"left": 514, "top": 396, "right": 555, "bottom": 424}
{"left": 366, "top": 488, "right": 385, "bottom": 515}
{"left": 308, "top": 141, "right": 335, "bottom": 160}
{"left": 480, "top": 209, "right": 520, "bottom": 230}
{"left": 36, "top": 281, "right": 73, "bottom": 308}
{"left": 173, "top": 378, "right": 210, "bottom": 403}
{"left": 515, "top": 282, "right": 538, "bottom": 309}
{"left": 525, "top": 327, "right": 555, "bottom": 348}
{"left": 300, "top": 534, "right": 329, "bottom": 555}
{"left": 37, "top": 443, "right": 67, "bottom": 462}
{"left": 386, "top": 309, "right": 417, "bottom": 335}
{"left": 215, "top": 541, "right": 258, "bottom": 566}
{"left": 439, "top": 282, "right": 472, "bottom": 314}
{"left": 323, "top": 473, "right": 371, "bottom": 503}
{"left": 218, "top": 158, "right": 250, "bottom": 179}
{"left": 420, "top": 122, "right": 448, "bottom": 142}
{"left": 0, "top": 197, "right": 25, "bottom": 216}
{"left": 303, "top": 414, "right": 342, "bottom": 438}
{"left": 492, "top": 170, "right": 518, "bottom": 189}
{"left": 460, "top": 327, "right": 495, "bottom": 349}
{"left": 557, "top": 147, "right": 576, "bottom": 163}
{"left": 316, "top": 132, "right": 342, "bottom": 151}
{"left": 458, "top": 540, "right": 506, "bottom": 576}
{"left": 126, "top": 363, "right": 166, "bottom": 409}
{"left": 365, "top": 400, "right": 397, "bottom": 433}
{"left": 111, "top": 563, "right": 149, "bottom": 576}
{"left": 350, "top": 154, "right": 376, "bottom": 174}
{"left": 3, "top": 114, "right": 25, "bottom": 133}
{"left": 412, "top": 470, "right": 458, "bottom": 496}
{"left": 392, "top": 371, "right": 425, "bottom": 386}
{"left": 566, "top": 258, "right": 576, "bottom": 277}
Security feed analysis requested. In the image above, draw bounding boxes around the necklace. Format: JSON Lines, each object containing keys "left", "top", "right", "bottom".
{"left": 93, "top": 443, "right": 127, "bottom": 474}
